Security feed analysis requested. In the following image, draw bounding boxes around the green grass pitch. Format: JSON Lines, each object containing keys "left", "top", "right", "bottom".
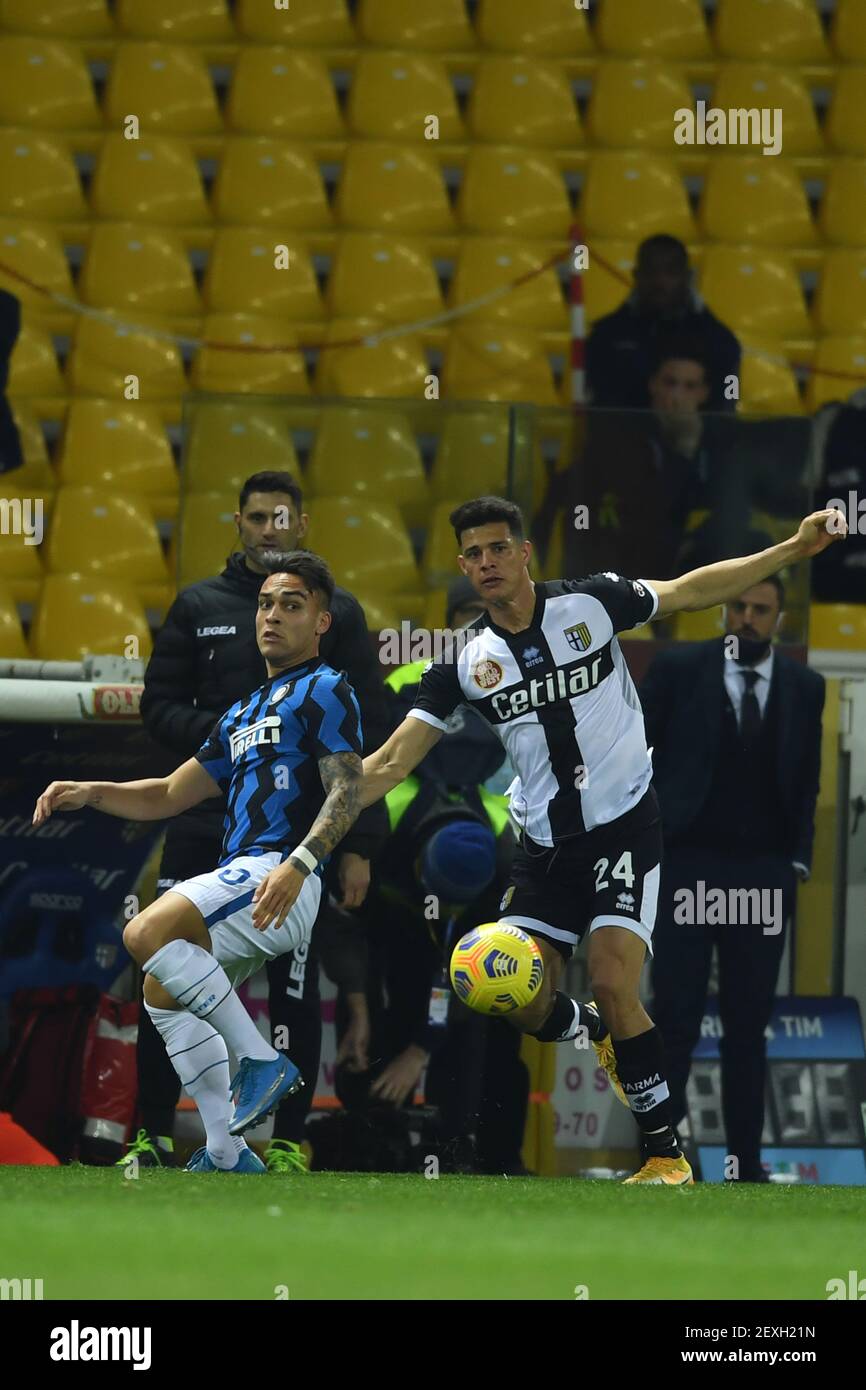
{"left": 1, "top": 1167, "right": 862, "bottom": 1301}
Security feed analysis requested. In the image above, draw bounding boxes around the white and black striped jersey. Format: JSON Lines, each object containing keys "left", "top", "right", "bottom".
{"left": 408, "top": 574, "right": 658, "bottom": 846}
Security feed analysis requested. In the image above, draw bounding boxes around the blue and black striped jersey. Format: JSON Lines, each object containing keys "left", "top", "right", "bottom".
{"left": 195, "top": 658, "right": 362, "bottom": 866}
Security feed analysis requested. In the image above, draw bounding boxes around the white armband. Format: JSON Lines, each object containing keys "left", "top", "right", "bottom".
{"left": 289, "top": 845, "right": 318, "bottom": 876}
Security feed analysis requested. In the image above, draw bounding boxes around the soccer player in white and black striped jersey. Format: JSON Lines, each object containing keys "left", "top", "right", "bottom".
{"left": 359, "top": 496, "right": 846, "bottom": 1184}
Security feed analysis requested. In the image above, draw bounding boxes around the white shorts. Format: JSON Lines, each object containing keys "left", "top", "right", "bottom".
{"left": 168, "top": 851, "right": 322, "bottom": 991}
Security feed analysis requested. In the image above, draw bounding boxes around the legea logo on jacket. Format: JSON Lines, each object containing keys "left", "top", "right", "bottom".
{"left": 197, "top": 625, "right": 237, "bottom": 637}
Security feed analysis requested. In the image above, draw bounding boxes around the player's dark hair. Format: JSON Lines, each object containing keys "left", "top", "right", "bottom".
{"left": 239, "top": 471, "right": 303, "bottom": 515}
{"left": 450, "top": 496, "right": 525, "bottom": 546}
{"left": 760, "top": 572, "right": 785, "bottom": 609}
{"left": 260, "top": 549, "right": 335, "bottom": 610}
{"left": 647, "top": 335, "right": 710, "bottom": 380}
{"left": 637, "top": 234, "right": 689, "bottom": 266}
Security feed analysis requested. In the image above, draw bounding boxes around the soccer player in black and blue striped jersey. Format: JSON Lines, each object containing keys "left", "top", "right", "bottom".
{"left": 32, "top": 552, "right": 363, "bottom": 1173}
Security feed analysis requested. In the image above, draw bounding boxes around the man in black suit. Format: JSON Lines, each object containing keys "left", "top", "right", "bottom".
{"left": 586, "top": 235, "right": 741, "bottom": 414}
{"left": 640, "top": 575, "right": 824, "bottom": 1181}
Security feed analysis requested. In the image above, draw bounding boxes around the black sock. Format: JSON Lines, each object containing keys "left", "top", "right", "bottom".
{"left": 530, "top": 993, "right": 606, "bottom": 1043}
{"left": 140, "top": 1110, "right": 176, "bottom": 1143}
{"left": 613, "top": 1026, "right": 681, "bottom": 1158}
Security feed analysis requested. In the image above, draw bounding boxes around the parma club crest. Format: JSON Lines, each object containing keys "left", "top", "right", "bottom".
{"left": 564, "top": 622, "right": 592, "bottom": 653}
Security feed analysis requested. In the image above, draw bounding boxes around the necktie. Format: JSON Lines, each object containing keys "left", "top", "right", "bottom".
{"left": 739, "top": 669, "right": 762, "bottom": 749}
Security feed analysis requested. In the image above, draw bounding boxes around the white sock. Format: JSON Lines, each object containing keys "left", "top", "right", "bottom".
{"left": 144, "top": 940, "right": 277, "bottom": 1064}
{"left": 145, "top": 1004, "right": 239, "bottom": 1168}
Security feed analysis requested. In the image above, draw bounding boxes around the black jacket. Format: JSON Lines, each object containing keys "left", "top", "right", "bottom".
{"left": 139, "top": 551, "right": 389, "bottom": 857}
{"left": 639, "top": 639, "right": 824, "bottom": 871}
{"left": 586, "top": 296, "right": 741, "bottom": 414}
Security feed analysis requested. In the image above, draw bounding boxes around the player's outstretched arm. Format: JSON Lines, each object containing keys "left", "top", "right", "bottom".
{"left": 357, "top": 716, "right": 443, "bottom": 809}
{"left": 31, "top": 757, "right": 222, "bottom": 827}
{"left": 251, "top": 750, "right": 363, "bottom": 932}
{"left": 648, "top": 508, "right": 848, "bottom": 618}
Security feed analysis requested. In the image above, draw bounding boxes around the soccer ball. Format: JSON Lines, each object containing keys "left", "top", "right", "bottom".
{"left": 449, "top": 923, "right": 544, "bottom": 1016}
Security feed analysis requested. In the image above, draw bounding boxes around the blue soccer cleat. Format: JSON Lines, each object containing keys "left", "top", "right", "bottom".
{"left": 184, "top": 1144, "right": 267, "bottom": 1174}
{"left": 228, "top": 1054, "right": 303, "bottom": 1136}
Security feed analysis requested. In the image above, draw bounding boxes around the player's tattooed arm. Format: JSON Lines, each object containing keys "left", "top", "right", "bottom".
{"left": 290, "top": 751, "right": 363, "bottom": 874}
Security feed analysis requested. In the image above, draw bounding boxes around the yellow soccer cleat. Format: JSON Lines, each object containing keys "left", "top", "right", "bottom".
{"left": 622, "top": 1154, "right": 694, "bottom": 1186}
{"left": 588, "top": 1001, "right": 628, "bottom": 1106}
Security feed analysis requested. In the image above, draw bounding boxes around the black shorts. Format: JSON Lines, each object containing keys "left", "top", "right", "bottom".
{"left": 497, "top": 790, "right": 663, "bottom": 961}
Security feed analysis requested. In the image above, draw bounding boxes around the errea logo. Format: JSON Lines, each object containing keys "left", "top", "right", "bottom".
{"left": 197, "top": 625, "right": 237, "bottom": 637}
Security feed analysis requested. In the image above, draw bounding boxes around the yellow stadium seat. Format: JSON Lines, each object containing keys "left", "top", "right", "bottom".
{"left": 357, "top": 0, "right": 474, "bottom": 50}
{"left": 806, "top": 337, "right": 866, "bottom": 413}
{"left": 306, "top": 496, "right": 419, "bottom": 597}
{"left": 66, "top": 315, "right": 188, "bottom": 403}
{"left": 0, "top": 488, "right": 49, "bottom": 603}
{"left": 596, "top": 0, "right": 711, "bottom": 58}
{"left": 421, "top": 586, "right": 447, "bottom": 630}
{"left": 90, "top": 133, "right": 209, "bottom": 227}
{"left": 814, "top": 250, "right": 866, "bottom": 335}
{"left": 443, "top": 323, "right": 558, "bottom": 406}
{"left": 57, "top": 401, "right": 179, "bottom": 521}
{"left": 314, "top": 320, "right": 429, "bottom": 399}
{"left": 78, "top": 224, "right": 201, "bottom": 316}
{"left": 820, "top": 160, "right": 866, "bottom": 246}
{"left": 326, "top": 234, "right": 443, "bottom": 324}
{"left": 0, "top": 131, "right": 86, "bottom": 222}
{"left": 172, "top": 491, "right": 240, "bottom": 588}
{"left": 583, "top": 239, "right": 636, "bottom": 325}
{"left": 0, "top": 36, "right": 98, "bottom": 129}
{"left": 203, "top": 230, "right": 324, "bottom": 320}
{"left": 0, "top": 0, "right": 112, "bottom": 38}
{"left": 580, "top": 152, "right": 695, "bottom": 242}
{"left": 713, "top": 0, "right": 829, "bottom": 62}
{"left": 190, "top": 314, "right": 311, "bottom": 396}
{"left": 8, "top": 409, "right": 56, "bottom": 494}
{"left": 31, "top": 573, "right": 153, "bottom": 662}
{"left": 353, "top": 593, "right": 406, "bottom": 633}
{"left": 467, "top": 55, "right": 581, "bottom": 148}
{"left": 44, "top": 487, "right": 170, "bottom": 614}
{"left": 8, "top": 324, "right": 64, "bottom": 398}
{"left": 826, "top": 69, "right": 866, "bottom": 158}
{"left": 212, "top": 139, "right": 332, "bottom": 231}
{"left": 347, "top": 52, "right": 463, "bottom": 142}
{"left": 738, "top": 343, "right": 804, "bottom": 415}
{"left": 335, "top": 143, "right": 454, "bottom": 235}
{"left": 115, "top": 0, "right": 234, "bottom": 41}
{"left": 422, "top": 500, "right": 462, "bottom": 586}
{"left": 475, "top": 0, "right": 594, "bottom": 57}
{"left": 674, "top": 608, "right": 725, "bottom": 641}
{"left": 457, "top": 147, "right": 571, "bottom": 238}
{"left": 585, "top": 61, "right": 693, "bottom": 152}
{"left": 227, "top": 49, "right": 343, "bottom": 139}
{"left": 711, "top": 65, "right": 823, "bottom": 157}
{"left": 699, "top": 246, "right": 810, "bottom": 340}
{"left": 832, "top": 0, "right": 866, "bottom": 61}
{"left": 0, "top": 224, "right": 75, "bottom": 332}
{"left": 431, "top": 411, "right": 509, "bottom": 501}
{"left": 183, "top": 403, "right": 300, "bottom": 495}
{"left": 306, "top": 408, "right": 428, "bottom": 527}
{"left": 0, "top": 579, "right": 27, "bottom": 658}
{"left": 104, "top": 43, "right": 222, "bottom": 135}
{"left": 700, "top": 159, "right": 817, "bottom": 246}
{"left": 448, "top": 239, "right": 567, "bottom": 330}
{"left": 809, "top": 603, "right": 866, "bottom": 652}
{"left": 236, "top": 0, "right": 353, "bottom": 44}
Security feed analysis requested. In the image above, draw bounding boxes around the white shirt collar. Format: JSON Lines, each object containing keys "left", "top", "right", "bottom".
{"left": 732, "top": 648, "right": 774, "bottom": 684}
